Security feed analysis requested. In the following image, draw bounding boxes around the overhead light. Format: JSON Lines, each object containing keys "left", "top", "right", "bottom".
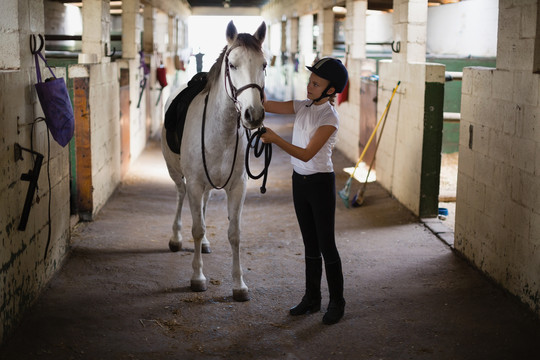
{"left": 332, "top": 6, "right": 347, "bottom": 15}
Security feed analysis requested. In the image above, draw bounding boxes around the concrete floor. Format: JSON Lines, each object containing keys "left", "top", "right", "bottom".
{"left": 1, "top": 114, "right": 540, "bottom": 360}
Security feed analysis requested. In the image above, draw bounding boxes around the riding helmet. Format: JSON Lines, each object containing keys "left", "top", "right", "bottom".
{"left": 306, "top": 58, "right": 349, "bottom": 93}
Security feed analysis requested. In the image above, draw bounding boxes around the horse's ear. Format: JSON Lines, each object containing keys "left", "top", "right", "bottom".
{"left": 253, "top": 22, "right": 266, "bottom": 44}
{"left": 226, "top": 21, "right": 238, "bottom": 45}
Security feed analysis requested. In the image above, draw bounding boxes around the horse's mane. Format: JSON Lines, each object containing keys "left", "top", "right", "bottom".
{"left": 204, "top": 33, "right": 263, "bottom": 92}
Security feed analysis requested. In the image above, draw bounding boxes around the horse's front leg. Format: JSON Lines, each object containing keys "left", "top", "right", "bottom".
{"left": 201, "top": 191, "right": 212, "bottom": 254}
{"left": 169, "top": 179, "right": 186, "bottom": 252}
{"left": 227, "top": 181, "right": 249, "bottom": 301}
{"left": 187, "top": 185, "right": 208, "bottom": 292}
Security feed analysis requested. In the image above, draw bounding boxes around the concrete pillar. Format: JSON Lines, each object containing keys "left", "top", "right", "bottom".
{"left": 143, "top": 5, "right": 155, "bottom": 54}
{"left": 392, "top": 0, "right": 427, "bottom": 63}
{"left": 319, "top": 8, "right": 334, "bottom": 57}
{"left": 281, "top": 20, "right": 287, "bottom": 55}
{"left": 536, "top": 3, "right": 540, "bottom": 73}
{"left": 81, "top": 0, "right": 111, "bottom": 64}
{"left": 299, "top": 14, "right": 314, "bottom": 67}
{"left": 168, "top": 16, "right": 176, "bottom": 54}
{"left": 154, "top": 10, "right": 169, "bottom": 54}
{"left": 178, "top": 18, "right": 187, "bottom": 49}
{"left": 122, "top": 0, "right": 140, "bottom": 59}
{"left": 497, "top": 0, "right": 537, "bottom": 72}
{"left": 347, "top": 0, "right": 367, "bottom": 60}
{"left": 456, "top": 0, "right": 540, "bottom": 318}
{"left": 287, "top": 17, "right": 299, "bottom": 54}
{"left": 0, "top": 0, "right": 21, "bottom": 70}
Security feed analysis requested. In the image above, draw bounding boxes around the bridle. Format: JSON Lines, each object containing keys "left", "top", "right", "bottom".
{"left": 224, "top": 46, "right": 265, "bottom": 114}
{"left": 201, "top": 45, "right": 270, "bottom": 192}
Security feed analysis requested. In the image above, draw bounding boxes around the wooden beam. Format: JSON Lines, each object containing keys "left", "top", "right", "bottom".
{"left": 73, "top": 77, "right": 93, "bottom": 220}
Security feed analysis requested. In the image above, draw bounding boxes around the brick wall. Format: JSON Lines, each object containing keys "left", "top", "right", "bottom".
{"left": 455, "top": 0, "right": 540, "bottom": 316}
{"left": 376, "top": 62, "right": 447, "bottom": 216}
{"left": 89, "top": 63, "right": 121, "bottom": 215}
{"left": 0, "top": 0, "right": 71, "bottom": 344}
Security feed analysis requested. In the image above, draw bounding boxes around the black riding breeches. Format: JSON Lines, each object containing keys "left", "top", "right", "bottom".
{"left": 292, "top": 171, "right": 341, "bottom": 264}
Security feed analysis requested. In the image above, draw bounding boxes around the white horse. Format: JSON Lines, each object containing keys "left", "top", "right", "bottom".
{"left": 161, "top": 21, "right": 267, "bottom": 301}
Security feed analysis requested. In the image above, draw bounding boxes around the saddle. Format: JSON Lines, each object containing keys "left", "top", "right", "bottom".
{"left": 164, "top": 72, "right": 208, "bottom": 154}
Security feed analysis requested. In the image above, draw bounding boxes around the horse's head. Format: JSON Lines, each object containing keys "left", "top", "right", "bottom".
{"left": 223, "top": 21, "right": 267, "bottom": 130}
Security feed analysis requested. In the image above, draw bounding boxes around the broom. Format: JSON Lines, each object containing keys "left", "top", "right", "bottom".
{"left": 338, "top": 81, "right": 400, "bottom": 208}
{"left": 351, "top": 93, "right": 392, "bottom": 207}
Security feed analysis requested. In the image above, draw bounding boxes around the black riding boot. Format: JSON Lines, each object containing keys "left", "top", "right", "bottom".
{"left": 290, "top": 257, "right": 322, "bottom": 316}
{"left": 322, "top": 259, "right": 345, "bottom": 324}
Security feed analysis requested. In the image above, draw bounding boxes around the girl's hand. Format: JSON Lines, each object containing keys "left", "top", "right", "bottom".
{"left": 261, "top": 127, "right": 278, "bottom": 144}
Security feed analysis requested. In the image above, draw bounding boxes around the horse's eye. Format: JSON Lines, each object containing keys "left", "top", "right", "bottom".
{"left": 229, "top": 63, "right": 237, "bottom": 70}
{"left": 263, "top": 63, "right": 267, "bottom": 70}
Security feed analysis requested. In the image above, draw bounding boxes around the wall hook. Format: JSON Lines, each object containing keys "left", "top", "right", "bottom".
{"left": 30, "top": 34, "right": 44, "bottom": 55}
{"left": 391, "top": 41, "right": 401, "bottom": 53}
{"left": 105, "top": 43, "right": 116, "bottom": 57}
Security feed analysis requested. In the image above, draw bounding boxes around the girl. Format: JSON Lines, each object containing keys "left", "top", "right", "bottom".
{"left": 261, "top": 58, "right": 348, "bottom": 325}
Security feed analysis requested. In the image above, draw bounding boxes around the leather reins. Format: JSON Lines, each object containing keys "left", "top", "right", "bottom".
{"left": 201, "top": 46, "right": 269, "bottom": 191}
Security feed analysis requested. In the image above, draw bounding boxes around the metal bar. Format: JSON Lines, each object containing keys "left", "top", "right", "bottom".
{"left": 366, "top": 42, "right": 394, "bottom": 46}
{"left": 443, "top": 112, "right": 461, "bottom": 123}
{"left": 44, "top": 34, "right": 122, "bottom": 41}
{"left": 445, "top": 71, "right": 463, "bottom": 82}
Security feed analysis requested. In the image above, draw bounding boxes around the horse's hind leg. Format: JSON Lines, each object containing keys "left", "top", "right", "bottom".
{"left": 169, "top": 178, "right": 186, "bottom": 252}
{"left": 161, "top": 129, "right": 186, "bottom": 252}
{"left": 227, "top": 183, "right": 249, "bottom": 302}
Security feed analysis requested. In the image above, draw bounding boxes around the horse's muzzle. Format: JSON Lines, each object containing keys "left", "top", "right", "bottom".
{"left": 243, "top": 106, "right": 265, "bottom": 129}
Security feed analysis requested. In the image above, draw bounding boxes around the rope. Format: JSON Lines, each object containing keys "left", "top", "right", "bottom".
{"left": 245, "top": 127, "right": 272, "bottom": 194}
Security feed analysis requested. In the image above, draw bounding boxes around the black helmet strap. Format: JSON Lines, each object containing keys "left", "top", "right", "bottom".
{"left": 306, "top": 84, "right": 333, "bottom": 107}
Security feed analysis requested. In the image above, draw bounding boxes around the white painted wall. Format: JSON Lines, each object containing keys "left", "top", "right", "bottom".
{"left": 0, "top": 0, "right": 21, "bottom": 70}
{"left": 89, "top": 63, "right": 121, "bottom": 215}
{"left": 366, "top": 11, "right": 393, "bottom": 45}
{"left": 0, "top": 0, "right": 71, "bottom": 344}
{"left": 0, "top": 0, "right": 191, "bottom": 345}
{"left": 365, "top": 0, "right": 498, "bottom": 58}
{"left": 456, "top": 0, "right": 540, "bottom": 317}
{"left": 427, "top": 0, "right": 498, "bottom": 57}
{"left": 365, "top": 9, "right": 393, "bottom": 55}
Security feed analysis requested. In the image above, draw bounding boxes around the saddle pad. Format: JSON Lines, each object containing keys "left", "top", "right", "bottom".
{"left": 165, "top": 72, "right": 208, "bottom": 154}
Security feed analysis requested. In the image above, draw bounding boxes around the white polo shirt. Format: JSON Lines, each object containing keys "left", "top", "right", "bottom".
{"left": 291, "top": 99, "right": 339, "bottom": 175}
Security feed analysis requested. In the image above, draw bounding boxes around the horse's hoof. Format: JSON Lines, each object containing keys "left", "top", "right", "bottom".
{"left": 233, "top": 289, "right": 250, "bottom": 302}
{"left": 191, "top": 280, "right": 208, "bottom": 292}
{"left": 169, "top": 241, "right": 181, "bottom": 252}
{"left": 201, "top": 244, "right": 212, "bottom": 254}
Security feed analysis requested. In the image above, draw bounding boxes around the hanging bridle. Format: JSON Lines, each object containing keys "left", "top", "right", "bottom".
{"left": 201, "top": 45, "right": 268, "bottom": 191}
